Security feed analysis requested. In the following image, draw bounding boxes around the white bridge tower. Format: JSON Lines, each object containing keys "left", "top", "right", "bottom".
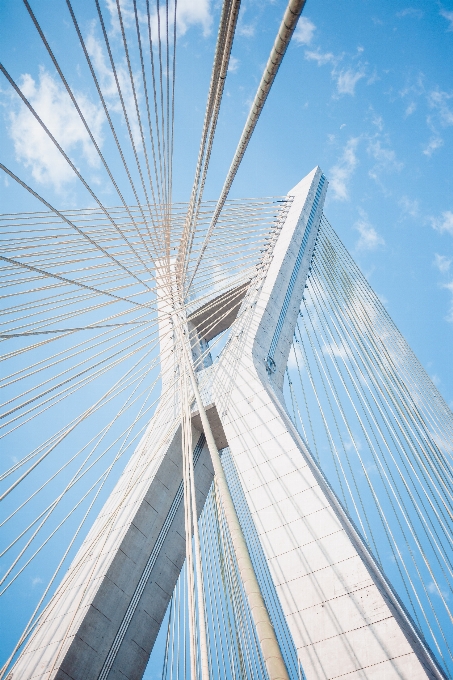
{"left": 10, "top": 168, "right": 443, "bottom": 680}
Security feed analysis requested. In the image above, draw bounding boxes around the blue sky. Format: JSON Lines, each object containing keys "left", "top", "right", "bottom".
{"left": 1, "top": 0, "right": 452, "bottom": 407}
{"left": 0, "top": 0, "right": 453, "bottom": 673}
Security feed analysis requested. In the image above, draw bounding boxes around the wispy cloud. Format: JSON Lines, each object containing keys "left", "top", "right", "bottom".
{"left": 304, "top": 49, "right": 335, "bottom": 66}
{"left": 367, "top": 139, "right": 401, "bottom": 168}
{"left": 396, "top": 8, "right": 423, "bottom": 19}
{"left": 85, "top": 30, "right": 143, "bottom": 148}
{"left": 443, "top": 281, "right": 453, "bottom": 322}
{"left": 354, "top": 209, "right": 385, "bottom": 251}
{"left": 7, "top": 68, "right": 103, "bottom": 193}
{"left": 399, "top": 73, "right": 425, "bottom": 101}
{"left": 322, "top": 340, "right": 349, "bottom": 362}
{"left": 228, "top": 56, "right": 239, "bottom": 73}
{"left": 329, "top": 119, "right": 401, "bottom": 196}
{"left": 336, "top": 68, "right": 366, "bottom": 96}
{"left": 434, "top": 254, "right": 452, "bottom": 273}
{"left": 329, "top": 137, "right": 360, "bottom": 200}
{"left": 104, "top": 0, "right": 135, "bottom": 32}
{"left": 85, "top": 30, "right": 118, "bottom": 100}
{"left": 422, "top": 89, "right": 453, "bottom": 155}
{"left": 31, "top": 576, "right": 43, "bottom": 587}
{"left": 177, "top": 0, "right": 212, "bottom": 36}
{"left": 303, "top": 42, "right": 368, "bottom": 97}
{"left": 427, "top": 580, "right": 449, "bottom": 599}
{"left": 237, "top": 7, "right": 255, "bottom": 38}
{"left": 287, "top": 343, "right": 304, "bottom": 370}
{"left": 423, "top": 136, "right": 444, "bottom": 156}
{"left": 399, "top": 195, "right": 419, "bottom": 217}
{"left": 105, "top": 0, "right": 212, "bottom": 37}
{"left": 428, "top": 89, "right": 453, "bottom": 127}
{"left": 431, "top": 211, "right": 453, "bottom": 236}
{"left": 371, "top": 112, "right": 384, "bottom": 131}
{"left": 294, "top": 17, "right": 316, "bottom": 45}
{"left": 440, "top": 8, "right": 453, "bottom": 31}
{"left": 367, "top": 138, "right": 403, "bottom": 183}
{"left": 399, "top": 74, "right": 452, "bottom": 155}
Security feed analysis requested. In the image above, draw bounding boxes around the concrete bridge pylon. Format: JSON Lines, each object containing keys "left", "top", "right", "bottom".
{"left": 10, "top": 168, "right": 441, "bottom": 680}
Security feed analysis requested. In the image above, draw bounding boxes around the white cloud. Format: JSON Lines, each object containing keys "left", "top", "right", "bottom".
{"left": 431, "top": 210, "right": 453, "bottom": 236}
{"left": 399, "top": 73, "right": 425, "bottom": 100}
{"left": 104, "top": 0, "right": 134, "bottom": 32}
{"left": 32, "top": 576, "right": 43, "bottom": 587}
{"left": 322, "top": 340, "right": 349, "bottom": 362}
{"left": 85, "top": 31, "right": 142, "bottom": 148}
{"left": 363, "top": 460, "right": 378, "bottom": 475}
{"left": 329, "top": 137, "right": 360, "bottom": 200}
{"left": 399, "top": 195, "right": 419, "bottom": 217}
{"left": 371, "top": 113, "right": 384, "bottom": 131}
{"left": 304, "top": 49, "right": 335, "bottom": 66}
{"left": 228, "top": 56, "right": 239, "bottom": 73}
{"left": 401, "top": 80, "right": 453, "bottom": 153}
{"left": 287, "top": 343, "right": 304, "bottom": 370}
{"left": 434, "top": 254, "right": 452, "bottom": 273}
{"left": 367, "top": 138, "right": 403, "bottom": 181}
{"left": 85, "top": 30, "right": 117, "bottom": 100}
{"left": 444, "top": 281, "right": 453, "bottom": 322}
{"left": 336, "top": 68, "right": 365, "bottom": 96}
{"left": 294, "top": 17, "right": 316, "bottom": 45}
{"left": 105, "top": 0, "right": 212, "bottom": 37}
{"left": 430, "top": 429, "right": 453, "bottom": 455}
{"left": 354, "top": 209, "right": 385, "bottom": 251}
{"left": 428, "top": 89, "right": 453, "bottom": 127}
{"left": 427, "top": 580, "right": 449, "bottom": 599}
{"left": 239, "top": 24, "right": 254, "bottom": 37}
{"left": 177, "top": 0, "right": 212, "bottom": 36}
{"left": 440, "top": 9, "right": 453, "bottom": 31}
{"left": 396, "top": 8, "right": 423, "bottom": 19}
{"left": 366, "top": 69, "right": 379, "bottom": 86}
{"left": 8, "top": 68, "right": 103, "bottom": 192}
{"left": 423, "top": 136, "right": 444, "bottom": 156}
{"left": 237, "top": 7, "right": 254, "bottom": 38}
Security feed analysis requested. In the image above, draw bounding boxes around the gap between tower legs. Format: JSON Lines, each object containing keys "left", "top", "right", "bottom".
{"left": 175, "top": 316, "right": 291, "bottom": 680}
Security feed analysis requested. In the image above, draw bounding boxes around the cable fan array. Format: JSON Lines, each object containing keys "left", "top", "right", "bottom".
{"left": 0, "top": 196, "right": 290, "bottom": 674}
{"left": 161, "top": 447, "right": 303, "bottom": 680}
{"left": 284, "top": 215, "right": 453, "bottom": 679}
{"left": 1, "top": 0, "right": 308, "bottom": 675}
{"left": 2, "top": 0, "right": 452, "bottom": 679}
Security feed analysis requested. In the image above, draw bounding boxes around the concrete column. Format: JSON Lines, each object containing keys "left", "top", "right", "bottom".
{"left": 10, "top": 259, "right": 215, "bottom": 680}
{"left": 208, "top": 167, "right": 441, "bottom": 680}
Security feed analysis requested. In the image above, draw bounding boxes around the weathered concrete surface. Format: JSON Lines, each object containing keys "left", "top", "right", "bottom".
{"left": 10, "top": 420, "right": 214, "bottom": 680}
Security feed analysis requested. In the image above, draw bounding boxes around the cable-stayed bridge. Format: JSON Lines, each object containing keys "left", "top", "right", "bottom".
{"left": 0, "top": 2, "right": 452, "bottom": 680}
